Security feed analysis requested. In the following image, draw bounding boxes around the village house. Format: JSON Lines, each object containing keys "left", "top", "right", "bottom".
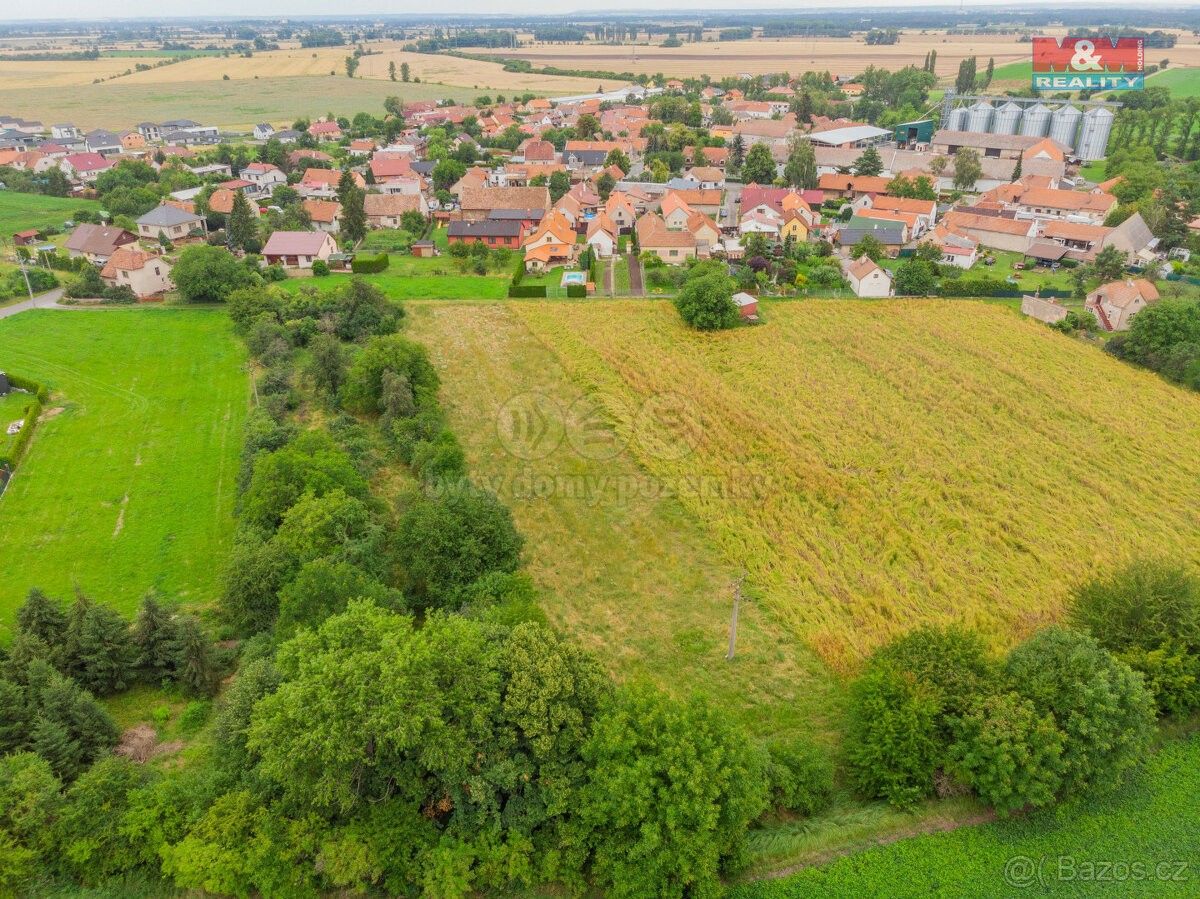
{"left": 603, "top": 193, "right": 637, "bottom": 233}
{"left": 1021, "top": 294, "right": 1070, "bottom": 325}
{"left": 925, "top": 224, "right": 979, "bottom": 269}
{"left": 137, "top": 205, "right": 205, "bottom": 242}
{"left": 461, "top": 186, "right": 551, "bottom": 222}
{"left": 253, "top": 123, "right": 275, "bottom": 141}
{"left": 308, "top": 121, "right": 343, "bottom": 142}
{"left": 64, "top": 223, "right": 137, "bottom": 264}
{"left": 931, "top": 130, "right": 1069, "bottom": 162}
{"left": 298, "top": 168, "right": 363, "bottom": 200}
{"left": 363, "top": 193, "right": 428, "bottom": 229}
{"left": 838, "top": 223, "right": 906, "bottom": 257}
{"left": 1086, "top": 279, "right": 1159, "bottom": 331}
{"left": 448, "top": 219, "right": 525, "bottom": 249}
{"left": 302, "top": 199, "right": 342, "bottom": 234}
{"left": 941, "top": 210, "right": 1038, "bottom": 254}
{"left": 206, "top": 188, "right": 261, "bottom": 218}
{"left": 58, "top": 152, "right": 114, "bottom": 183}
{"left": 637, "top": 213, "right": 696, "bottom": 263}
{"left": 817, "top": 174, "right": 892, "bottom": 201}
{"left": 585, "top": 213, "right": 619, "bottom": 258}
{"left": 241, "top": 162, "right": 287, "bottom": 194}
{"left": 99, "top": 247, "right": 172, "bottom": 298}
{"left": 681, "top": 166, "right": 726, "bottom": 190}
{"left": 845, "top": 255, "right": 893, "bottom": 297}
{"left": 869, "top": 196, "right": 938, "bottom": 232}
{"left": 261, "top": 231, "right": 337, "bottom": 269}
{"left": 522, "top": 209, "right": 576, "bottom": 272}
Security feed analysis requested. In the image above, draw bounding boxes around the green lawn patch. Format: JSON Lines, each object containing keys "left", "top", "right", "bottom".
{"left": 0, "top": 192, "right": 102, "bottom": 238}
{"left": 0, "top": 390, "right": 31, "bottom": 457}
{"left": 734, "top": 735, "right": 1200, "bottom": 897}
{"left": 1151, "top": 67, "right": 1200, "bottom": 98}
{"left": 0, "top": 309, "right": 248, "bottom": 635}
{"left": 277, "top": 253, "right": 514, "bottom": 301}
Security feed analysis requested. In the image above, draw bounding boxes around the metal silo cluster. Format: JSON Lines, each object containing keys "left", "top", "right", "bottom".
{"left": 942, "top": 96, "right": 1116, "bottom": 161}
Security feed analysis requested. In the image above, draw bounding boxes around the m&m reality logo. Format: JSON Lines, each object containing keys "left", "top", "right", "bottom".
{"left": 1032, "top": 37, "right": 1144, "bottom": 91}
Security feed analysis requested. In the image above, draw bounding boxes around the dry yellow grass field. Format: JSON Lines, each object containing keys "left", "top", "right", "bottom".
{"left": 471, "top": 29, "right": 1200, "bottom": 79}
{"left": 406, "top": 303, "right": 842, "bottom": 741}
{"left": 510, "top": 300, "right": 1200, "bottom": 673}
{"left": 0, "top": 42, "right": 613, "bottom": 93}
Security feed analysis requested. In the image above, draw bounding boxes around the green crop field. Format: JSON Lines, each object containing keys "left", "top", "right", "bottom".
{"left": 735, "top": 735, "right": 1200, "bottom": 896}
{"left": 0, "top": 192, "right": 102, "bottom": 239}
{"left": 0, "top": 309, "right": 248, "bottom": 636}
{"left": 1152, "top": 66, "right": 1200, "bottom": 97}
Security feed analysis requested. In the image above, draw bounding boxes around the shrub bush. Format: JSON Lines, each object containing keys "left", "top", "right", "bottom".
{"left": 1069, "top": 561, "right": 1200, "bottom": 715}
{"left": 947, "top": 691, "right": 1065, "bottom": 815}
{"left": 310, "top": 259, "right": 330, "bottom": 277}
{"left": 1004, "top": 626, "right": 1155, "bottom": 799}
{"left": 845, "top": 662, "right": 941, "bottom": 808}
{"left": 350, "top": 253, "right": 389, "bottom": 274}
{"left": 566, "top": 283, "right": 587, "bottom": 298}
{"left": 508, "top": 284, "right": 547, "bottom": 298}
{"left": 765, "top": 739, "right": 835, "bottom": 816}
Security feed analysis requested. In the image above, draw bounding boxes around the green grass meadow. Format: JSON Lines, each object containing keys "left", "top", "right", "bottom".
{"left": 0, "top": 309, "right": 248, "bottom": 635}
{"left": 1150, "top": 66, "right": 1200, "bottom": 98}
{"left": 735, "top": 735, "right": 1200, "bottom": 896}
{"left": 0, "top": 192, "right": 102, "bottom": 239}
{"left": 276, "top": 252, "right": 513, "bottom": 301}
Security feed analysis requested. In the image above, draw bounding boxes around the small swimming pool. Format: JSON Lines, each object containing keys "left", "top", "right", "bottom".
{"left": 561, "top": 271, "right": 586, "bottom": 286}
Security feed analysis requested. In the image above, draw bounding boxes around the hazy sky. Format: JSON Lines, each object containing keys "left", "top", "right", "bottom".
{"left": 4, "top": 0, "right": 1062, "bottom": 22}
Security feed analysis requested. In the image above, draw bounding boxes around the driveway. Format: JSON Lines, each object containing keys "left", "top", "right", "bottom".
{"left": 0, "top": 288, "right": 65, "bottom": 320}
{"left": 626, "top": 254, "right": 644, "bottom": 295}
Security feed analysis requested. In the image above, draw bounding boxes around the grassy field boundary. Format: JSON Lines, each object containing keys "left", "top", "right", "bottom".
{"left": 0, "top": 371, "right": 48, "bottom": 473}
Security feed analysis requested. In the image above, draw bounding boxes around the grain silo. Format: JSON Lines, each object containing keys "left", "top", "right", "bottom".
{"left": 1019, "top": 102, "right": 1052, "bottom": 137}
{"left": 991, "top": 101, "right": 1023, "bottom": 135}
{"left": 1076, "top": 107, "right": 1115, "bottom": 161}
{"left": 965, "top": 100, "right": 993, "bottom": 133}
{"left": 946, "top": 105, "right": 969, "bottom": 131}
{"left": 1049, "top": 104, "right": 1082, "bottom": 152}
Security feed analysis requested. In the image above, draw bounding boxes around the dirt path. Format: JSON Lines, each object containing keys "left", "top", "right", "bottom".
{"left": 626, "top": 253, "right": 644, "bottom": 295}
{"left": 604, "top": 258, "right": 615, "bottom": 296}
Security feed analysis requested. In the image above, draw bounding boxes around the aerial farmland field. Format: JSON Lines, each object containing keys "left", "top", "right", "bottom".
{"left": 0, "top": 41, "right": 619, "bottom": 130}
{"left": 0, "top": 309, "right": 248, "bottom": 635}
{"left": 479, "top": 300, "right": 1200, "bottom": 674}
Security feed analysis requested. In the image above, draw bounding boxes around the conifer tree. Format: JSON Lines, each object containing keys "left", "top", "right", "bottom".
{"left": 132, "top": 594, "right": 179, "bottom": 684}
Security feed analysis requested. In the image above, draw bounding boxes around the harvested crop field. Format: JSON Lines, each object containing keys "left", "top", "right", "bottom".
{"left": 472, "top": 29, "right": 1200, "bottom": 80}
{"left": 509, "top": 300, "right": 1200, "bottom": 671}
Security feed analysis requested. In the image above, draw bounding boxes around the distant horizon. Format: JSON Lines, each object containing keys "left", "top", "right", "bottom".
{"left": 1, "top": 0, "right": 1196, "bottom": 25}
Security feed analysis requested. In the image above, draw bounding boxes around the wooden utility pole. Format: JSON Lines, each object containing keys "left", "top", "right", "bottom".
{"left": 726, "top": 574, "right": 746, "bottom": 661}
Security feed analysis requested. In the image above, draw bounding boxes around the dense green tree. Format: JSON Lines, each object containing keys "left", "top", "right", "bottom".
{"left": 29, "top": 670, "right": 117, "bottom": 781}
{"left": 0, "top": 679, "right": 31, "bottom": 753}
{"left": 852, "top": 145, "right": 883, "bottom": 177}
{"left": 741, "top": 143, "right": 777, "bottom": 185}
{"left": 673, "top": 271, "right": 740, "bottom": 331}
{"left": 65, "top": 599, "right": 137, "bottom": 696}
{"left": 548, "top": 170, "right": 572, "bottom": 203}
{"left": 580, "top": 686, "right": 768, "bottom": 897}
{"left": 172, "top": 245, "right": 256, "bottom": 303}
{"left": 174, "top": 614, "right": 219, "bottom": 698}
{"left": 226, "top": 189, "right": 258, "bottom": 252}
{"left": 764, "top": 739, "right": 834, "bottom": 816}
{"left": 276, "top": 558, "right": 400, "bottom": 638}
{"left": 952, "top": 147, "right": 982, "bottom": 191}
{"left": 394, "top": 484, "right": 523, "bottom": 608}
{"left": 337, "top": 170, "right": 367, "bottom": 245}
{"left": 0, "top": 753, "right": 61, "bottom": 890}
{"left": 131, "top": 594, "right": 179, "bottom": 684}
{"left": 239, "top": 429, "right": 369, "bottom": 534}
{"left": 55, "top": 756, "right": 149, "bottom": 885}
{"left": 431, "top": 157, "right": 466, "bottom": 191}
{"left": 853, "top": 233, "right": 886, "bottom": 263}
{"left": 1091, "top": 244, "right": 1128, "bottom": 283}
{"left": 595, "top": 171, "right": 616, "bottom": 201}
{"left": 955, "top": 56, "right": 977, "bottom": 94}
{"left": 784, "top": 135, "right": 818, "bottom": 189}
{"left": 730, "top": 134, "right": 746, "bottom": 173}
{"left": 1005, "top": 627, "right": 1155, "bottom": 798}
{"left": 16, "top": 589, "right": 67, "bottom": 656}
{"left": 340, "top": 333, "right": 439, "bottom": 417}
{"left": 306, "top": 332, "right": 347, "bottom": 400}
{"left": 894, "top": 258, "right": 939, "bottom": 296}
{"left": 604, "top": 148, "right": 630, "bottom": 174}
